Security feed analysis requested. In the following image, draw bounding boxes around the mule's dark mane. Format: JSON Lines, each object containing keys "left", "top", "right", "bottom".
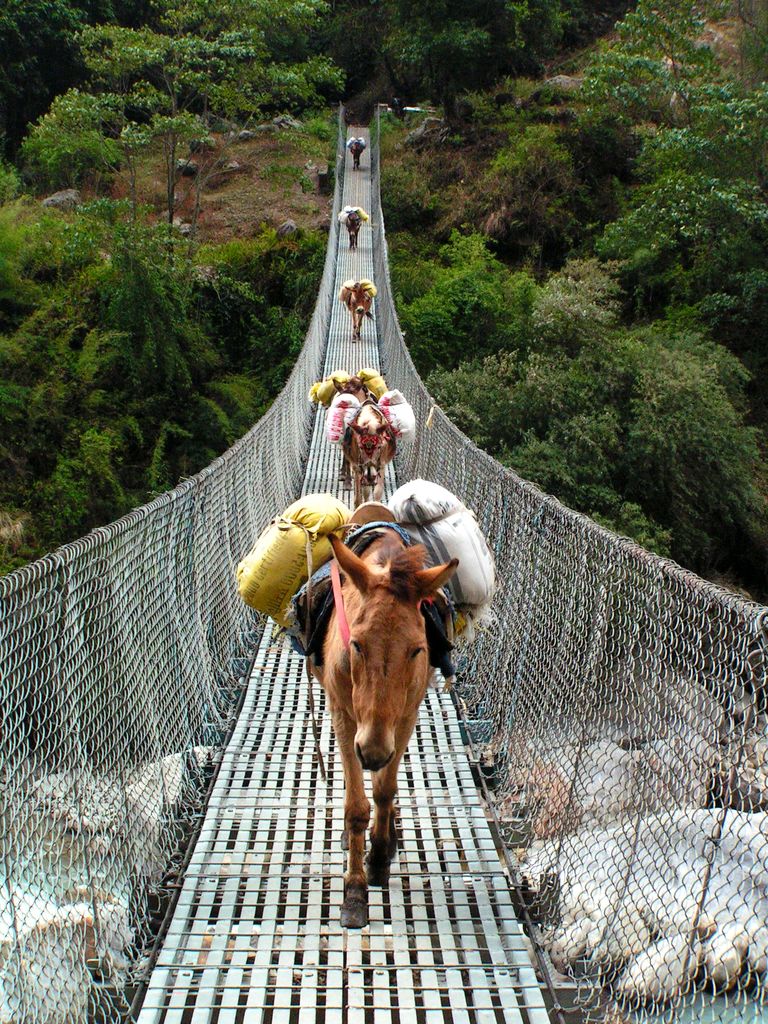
{"left": 380, "top": 544, "right": 428, "bottom": 600}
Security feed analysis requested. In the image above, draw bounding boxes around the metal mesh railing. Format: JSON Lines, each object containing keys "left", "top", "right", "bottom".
{"left": 0, "top": 114, "right": 346, "bottom": 1024}
{"left": 370, "top": 109, "right": 768, "bottom": 1023}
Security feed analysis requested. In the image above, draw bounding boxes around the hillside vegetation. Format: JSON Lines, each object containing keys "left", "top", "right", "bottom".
{"left": 378, "top": 1, "right": 768, "bottom": 597}
{"left": 1, "top": 0, "right": 767, "bottom": 598}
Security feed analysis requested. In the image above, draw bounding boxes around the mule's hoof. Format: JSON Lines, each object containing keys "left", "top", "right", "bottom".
{"left": 366, "top": 859, "right": 390, "bottom": 888}
{"left": 340, "top": 829, "right": 349, "bottom": 851}
{"left": 341, "top": 883, "right": 368, "bottom": 928}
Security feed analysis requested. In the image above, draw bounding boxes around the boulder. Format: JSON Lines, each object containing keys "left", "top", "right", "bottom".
{"left": 277, "top": 219, "right": 298, "bottom": 238}
{"left": 224, "top": 161, "right": 242, "bottom": 172}
{"left": 273, "top": 114, "right": 303, "bottom": 131}
{"left": 41, "top": 189, "right": 81, "bottom": 210}
{"left": 176, "top": 159, "right": 198, "bottom": 177}
{"left": 545, "top": 75, "right": 583, "bottom": 92}
{"left": 316, "top": 163, "right": 331, "bottom": 195}
{"left": 405, "top": 117, "right": 446, "bottom": 147}
{"left": 238, "top": 129, "right": 259, "bottom": 141}
{"left": 190, "top": 138, "right": 214, "bottom": 154}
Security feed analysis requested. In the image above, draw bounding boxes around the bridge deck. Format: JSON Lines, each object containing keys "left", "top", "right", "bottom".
{"left": 137, "top": 128, "right": 550, "bottom": 1024}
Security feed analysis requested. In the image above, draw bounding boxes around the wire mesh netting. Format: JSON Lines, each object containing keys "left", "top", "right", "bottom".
{"left": 0, "top": 116, "right": 346, "bottom": 1024}
{"left": 370, "top": 109, "right": 768, "bottom": 1024}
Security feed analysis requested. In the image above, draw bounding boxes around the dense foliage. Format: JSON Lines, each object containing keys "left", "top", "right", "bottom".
{"left": 382, "top": 0, "right": 768, "bottom": 595}
{"left": 2, "top": 0, "right": 767, "bottom": 598}
{"left": 0, "top": 202, "right": 324, "bottom": 571}
{"left": 0, "top": 0, "right": 339, "bottom": 571}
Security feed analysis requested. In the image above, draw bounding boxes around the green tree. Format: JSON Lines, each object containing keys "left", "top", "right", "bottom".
{"left": 383, "top": 0, "right": 572, "bottom": 117}
{"left": 0, "top": 0, "right": 116, "bottom": 156}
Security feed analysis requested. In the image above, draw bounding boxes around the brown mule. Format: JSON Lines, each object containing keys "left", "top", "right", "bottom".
{"left": 339, "top": 282, "right": 374, "bottom": 341}
{"left": 312, "top": 532, "right": 458, "bottom": 928}
{"left": 342, "top": 402, "right": 395, "bottom": 507}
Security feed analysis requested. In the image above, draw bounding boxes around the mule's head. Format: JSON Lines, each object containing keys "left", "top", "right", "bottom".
{"left": 330, "top": 536, "right": 458, "bottom": 771}
{"left": 350, "top": 410, "right": 393, "bottom": 484}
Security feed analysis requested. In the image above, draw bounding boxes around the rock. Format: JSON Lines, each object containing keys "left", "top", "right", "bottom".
{"left": 277, "top": 219, "right": 298, "bottom": 238}
{"left": 615, "top": 932, "right": 704, "bottom": 1004}
{"left": 178, "top": 223, "right": 192, "bottom": 237}
{"left": 176, "top": 159, "right": 198, "bottom": 177}
{"left": 224, "top": 161, "right": 242, "bottom": 172}
{"left": 704, "top": 922, "right": 749, "bottom": 990}
{"left": 238, "top": 129, "right": 259, "bottom": 141}
{"left": 273, "top": 114, "right": 303, "bottom": 130}
{"left": 316, "top": 163, "right": 331, "bottom": 195}
{"left": 190, "top": 138, "right": 214, "bottom": 154}
{"left": 544, "top": 75, "right": 583, "bottom": 92}
{"left": 405, "top": 117, "right": 445, "bottom": 147}
{"left": 41, "top": 188, "right": 81, "bottom": 210}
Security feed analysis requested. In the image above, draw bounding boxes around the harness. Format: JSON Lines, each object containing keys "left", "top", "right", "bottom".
{"left": 347, "top": 401, "right": 396, "bottom": 464}
{"left": 291, "top": 522, "right": 455, "bottom": 678}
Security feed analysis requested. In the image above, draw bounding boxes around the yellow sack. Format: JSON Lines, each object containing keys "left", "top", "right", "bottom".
{"left": 340, "top": 278, "right": 377, "bottom": 299}
{"left": 308, "top": 370, "right": 351, "bottom": 406}
{"left": 358, "top": 367, "right": 387, "bottom": 399}
{"left": 356, "top": 207, "right": 370, "bottom": 222}
{"left": 236, "top": 494, "right": 351, "bottom": 625}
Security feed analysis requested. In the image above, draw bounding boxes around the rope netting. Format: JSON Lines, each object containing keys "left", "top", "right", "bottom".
{"left": 370, "top": 111, "right": 768, "bottom": 1022}
{"left": 0, "top": 117, "right": 346, "bottom": 1023}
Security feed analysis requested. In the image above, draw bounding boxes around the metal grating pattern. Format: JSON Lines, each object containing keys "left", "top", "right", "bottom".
{"left": 136, "top": 129, "right": 548, "bottom": 1024}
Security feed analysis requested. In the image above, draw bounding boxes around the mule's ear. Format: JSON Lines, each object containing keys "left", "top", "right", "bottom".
{"left": 331, "top": 535, "right": 374, "bottom": 594}
{"left": 414, "top": 559, "right": 459, "bottom": 599}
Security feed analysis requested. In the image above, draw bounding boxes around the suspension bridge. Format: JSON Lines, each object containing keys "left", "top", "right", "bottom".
{"left": 1, "top": 111, "right": 767, "bottom": 1024}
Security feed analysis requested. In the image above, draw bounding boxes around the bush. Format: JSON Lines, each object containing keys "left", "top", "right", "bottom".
{"left": 397, "top": 231, "right": 536, "bottom": 373}
{"left": 21, "top": 90, "right": 122, "bottom": 190}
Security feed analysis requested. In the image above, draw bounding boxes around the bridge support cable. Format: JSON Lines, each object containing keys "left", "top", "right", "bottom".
{"left": 135, "top": 125, "right": 550, "bottom": 1024}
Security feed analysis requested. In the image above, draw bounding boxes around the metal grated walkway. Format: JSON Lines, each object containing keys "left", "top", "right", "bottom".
{"left": 137, "top": 128, "right": 550, "bottom": 1024}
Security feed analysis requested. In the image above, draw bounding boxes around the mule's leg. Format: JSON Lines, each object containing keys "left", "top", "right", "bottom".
{"left": 340, "top": 452, "right": 351, "bottom": 488}
{"left": 353, "top": 472, "right": 363, "bottom": 509}
{"left": 372, "top": 473, "right": 385, "bottom": 502}
{"left": 366, "top": 758, "right": 401, "bottom": 886}
{"left": 333, "top": 709, "right": 370, "bottom": 927}
{"left": 366, "top": 709, "right": 416, "bottom": 885}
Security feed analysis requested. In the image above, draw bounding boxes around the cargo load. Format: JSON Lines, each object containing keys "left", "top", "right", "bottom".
{"left": 338, "top": 205, "right": 370, "bottom": 224}
{"left": 357, "top": 367, "right": 386, "bottom": 399}
{"left": 308, "top": 370, "right": 351, "bottom": 406}
{"left": 308, "top": 367, "right": 387, "bottom": 407}
{"left": 339, "top": 278, "right": 377, "bottom": 300}
{"left": 326, "top": 392, "right": 360, "bottom": 444}
{"left": 388, "top": 480, "right": 495, "bottom": 624}
{"left": 346, "top": 137, "right": 367, "bottom": 150}
{"left": 378, "top": 389, "right": 416, "bottom": 440}
{"left": 236, "top": 494, "right": 351, "bottom": 626}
